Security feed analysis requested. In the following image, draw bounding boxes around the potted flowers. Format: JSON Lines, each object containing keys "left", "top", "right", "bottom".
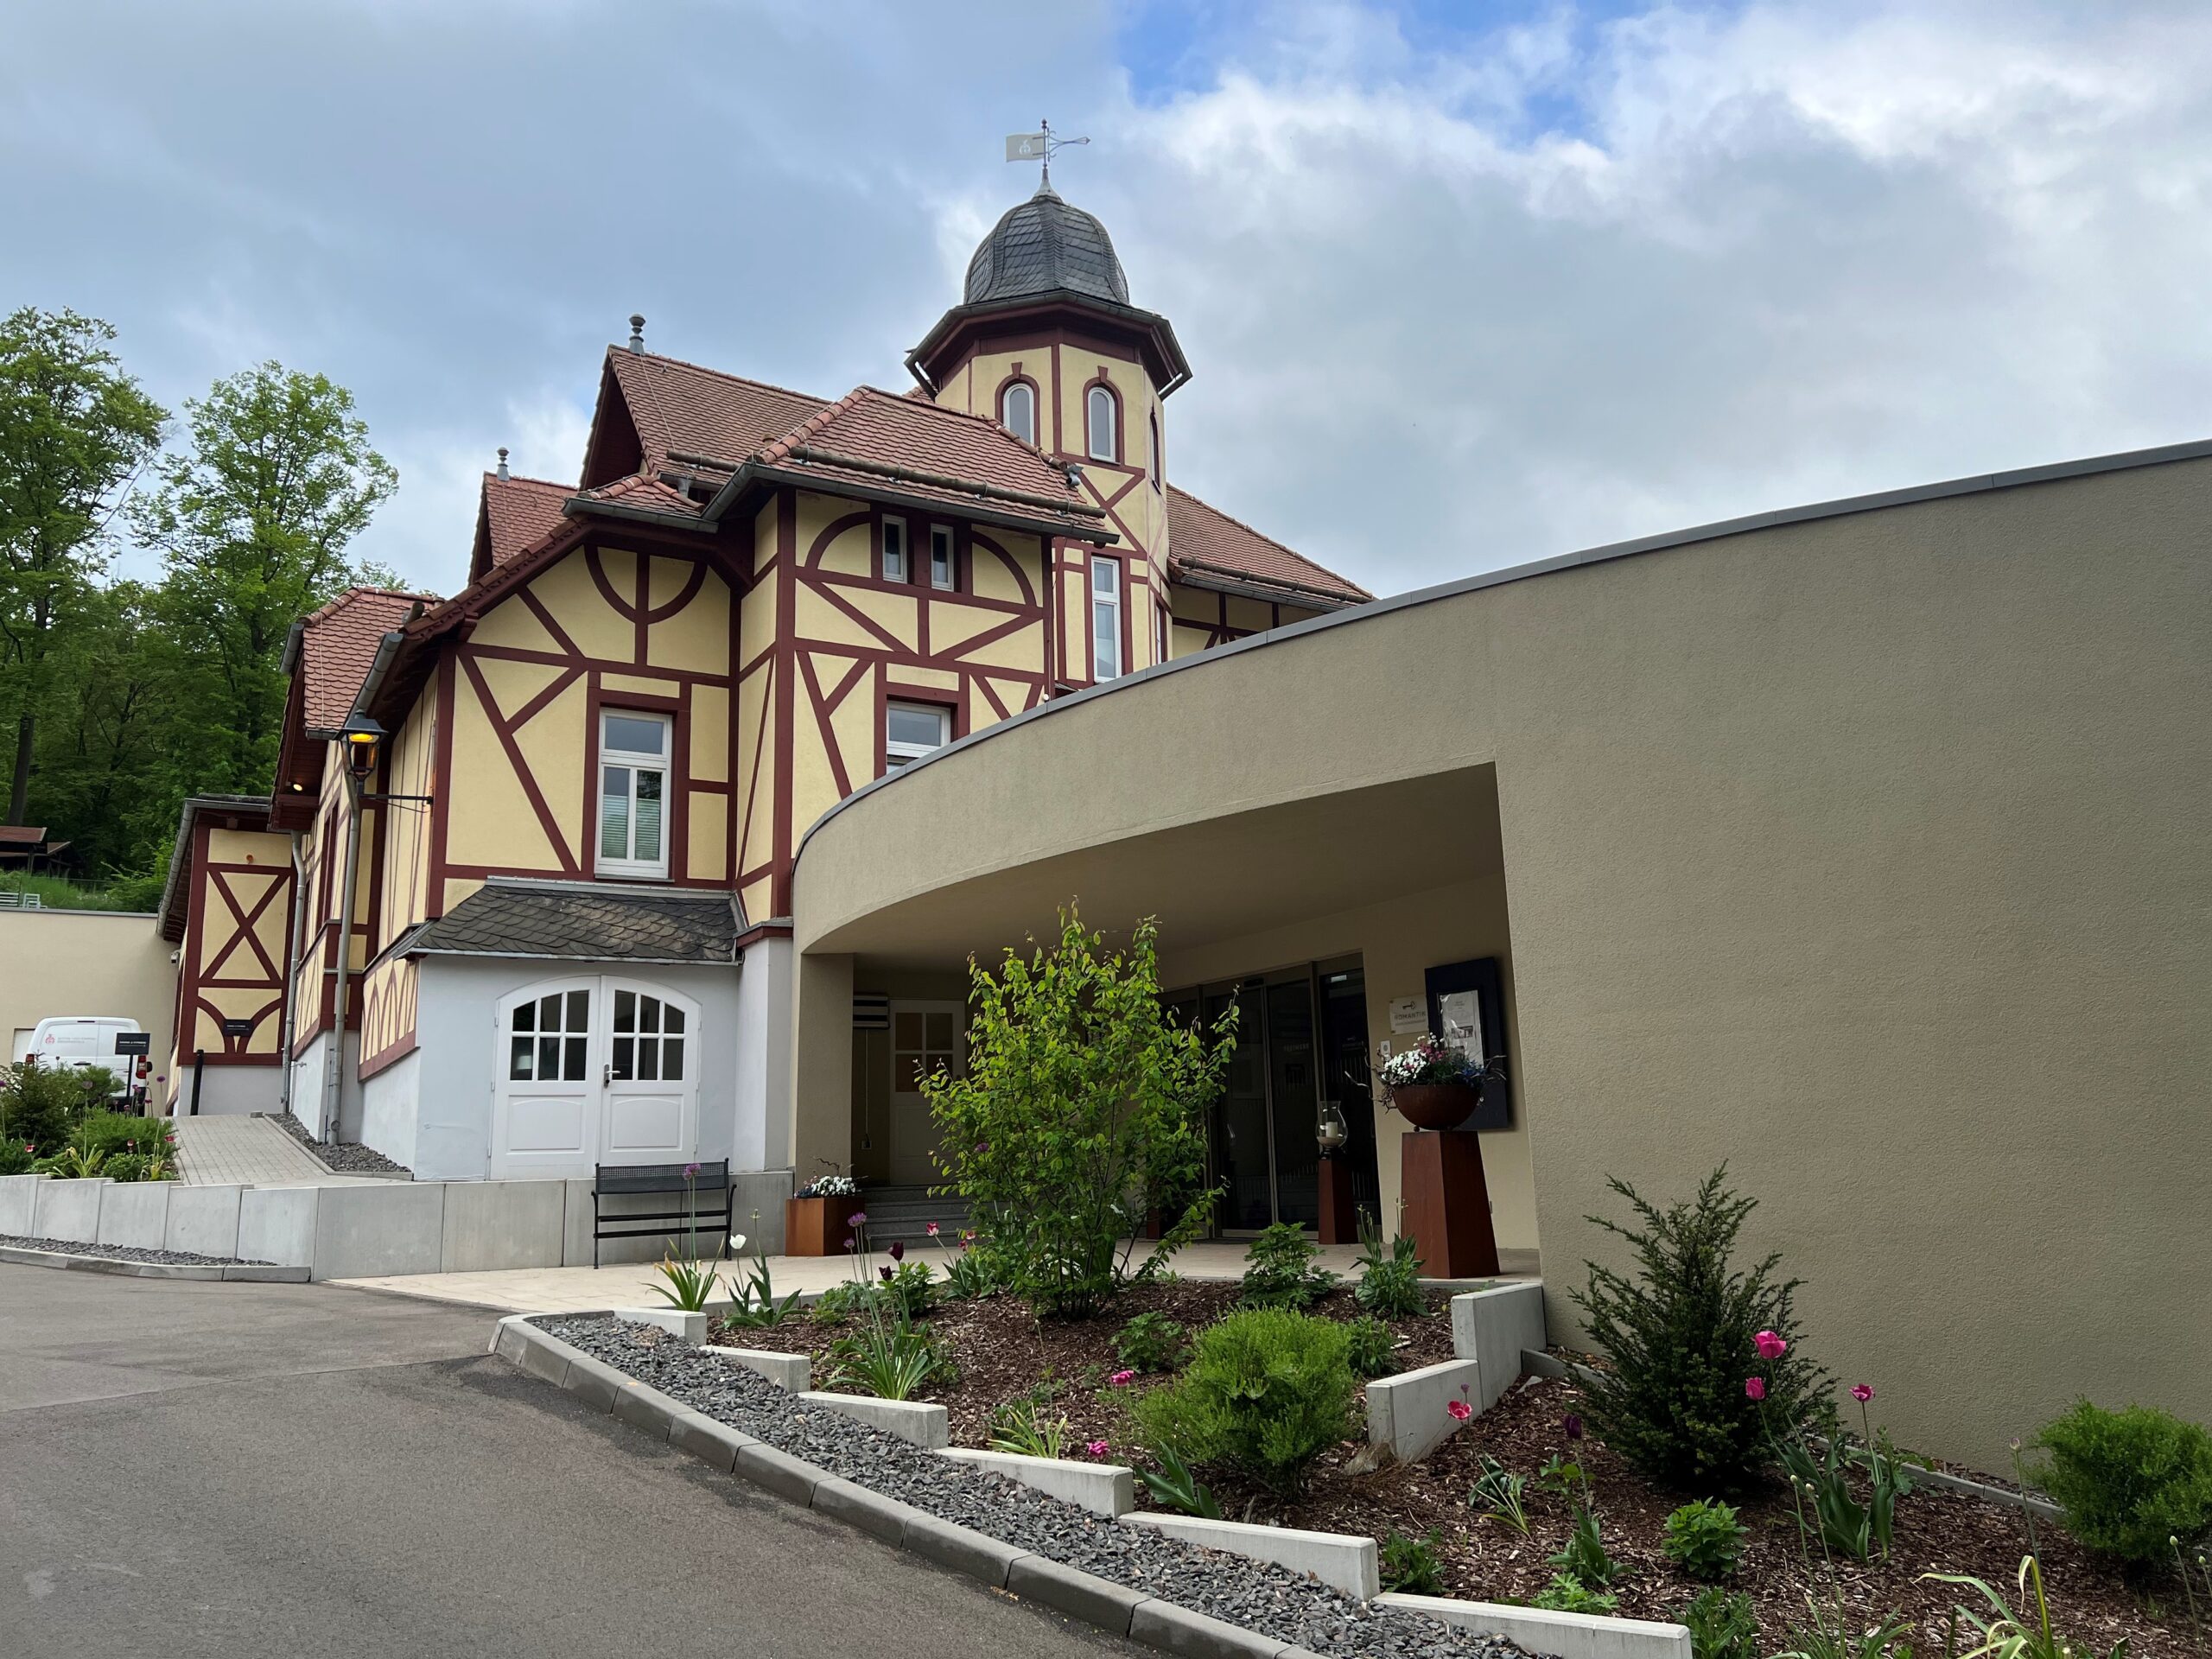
{"left": 785, "top": 1172, "right": 861, "bottom": 1256}
{"left": 1380, "top": 1034, "right": 1493, "bottom": 1131}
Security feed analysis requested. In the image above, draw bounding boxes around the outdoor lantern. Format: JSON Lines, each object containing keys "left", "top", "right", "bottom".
{"left": 1316, "top": 1099, "right": 1350, "bottom": 1156}
{"left": 340, "top": 715, "right": 386, "bottom": 779}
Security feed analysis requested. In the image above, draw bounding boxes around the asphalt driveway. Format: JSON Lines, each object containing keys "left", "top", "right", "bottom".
{"left": 0, "top": 1265, "right": 1131, "bottom": 1658}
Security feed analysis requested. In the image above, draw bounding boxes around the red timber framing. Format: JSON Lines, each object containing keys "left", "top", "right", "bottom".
{"left": 1176, "top": 587, "right": 1292, "bottom": 653}
{"left": 175, "top": 817, "right": 295, "bottom": 1068}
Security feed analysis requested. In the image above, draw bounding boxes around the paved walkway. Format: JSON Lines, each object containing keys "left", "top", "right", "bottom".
{"left": 170, "top": 1114, "right": 388, "bottom": 1186}
{"left": 0, "top": 1264, "right": 1128, "bottom": 1659}
{"left": 335, "top": 1240, "right": 1540, "bottom": 1314}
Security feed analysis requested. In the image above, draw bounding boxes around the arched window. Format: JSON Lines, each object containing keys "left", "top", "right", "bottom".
{"left": 999, "top": 381, "right": 1036, "bottom": 446}
{"left": 1086, "top": 384, "right": 1118, "bottom": 462}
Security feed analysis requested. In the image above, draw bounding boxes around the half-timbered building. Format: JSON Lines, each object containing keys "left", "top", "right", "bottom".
{"left": 158, "top": 180, "right": 1369, "bottom": 1204}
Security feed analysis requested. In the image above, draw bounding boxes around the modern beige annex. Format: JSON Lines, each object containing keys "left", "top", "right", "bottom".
{"left": 784, "top": 437, "right": 2212, "bottom": 1473}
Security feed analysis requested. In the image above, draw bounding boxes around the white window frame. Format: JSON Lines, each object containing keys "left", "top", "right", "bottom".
{"left": 880, "top": 515, "right": 907, "bottom": 582}
{"left": 1000, "top": 381, "right": 1036, "bottom": 446}
{"left": 1090, "top": 556, "right": 1122, "bottom": 681}
{"left": 1086, "top": 384, "right": 1118, "bottom": 462}
{"left": 597, "top": 710, "right": 671, "bottom": 880}
{"left": 885, "top": 700, "right": 950, "bottom": 769}
{"left": 929, "top": 524, "right": 957, "bottom": 591}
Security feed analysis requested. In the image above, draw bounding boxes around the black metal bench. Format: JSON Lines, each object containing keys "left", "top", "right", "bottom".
{"left": 591, "top": 1160, "right": 734, "bottom": 1268}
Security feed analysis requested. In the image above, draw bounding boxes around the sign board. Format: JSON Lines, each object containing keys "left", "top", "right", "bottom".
{"left": 112, "top": 1032, "right": 151, "bottom": 1056}
{"left": 220, "top": 1018, "right": 255, "bottom": 1039}
{"left": 1387, "top": 996, "right": 1426, "bottom": 1034}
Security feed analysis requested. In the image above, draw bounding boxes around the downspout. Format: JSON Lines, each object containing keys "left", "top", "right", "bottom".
{"left": 276, "top": 831, "right": 308, "bottom": 1120}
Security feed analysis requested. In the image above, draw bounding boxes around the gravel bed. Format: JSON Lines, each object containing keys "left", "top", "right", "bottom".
{"left": 0, "top": 1232, "right": 273, "bottom": 1266}
{"left": 272, "top": 1111, "right": 412, "bottom": 1176}
{"left": 543, "top": 1316, "right": 1529, "bottom": 1659}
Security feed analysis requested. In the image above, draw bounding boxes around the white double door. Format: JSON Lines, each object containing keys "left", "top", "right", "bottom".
{"left": 492, "top": 976, "right": 701, "bottom": 1179}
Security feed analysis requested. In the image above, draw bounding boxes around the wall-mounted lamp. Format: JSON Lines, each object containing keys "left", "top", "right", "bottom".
{"left": 340, "top": 715, "right": 386, "bottom": 780}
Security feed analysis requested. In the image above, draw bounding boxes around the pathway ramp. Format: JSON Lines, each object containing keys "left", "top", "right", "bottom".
{"left": 171, "top": 1115, "right": 385, "bottom": 1186}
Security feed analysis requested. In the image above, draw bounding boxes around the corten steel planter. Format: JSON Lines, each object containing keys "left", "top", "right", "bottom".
{"left": 1401, "top": 1128, "right": 1502, "bottom": 1278}
{"left": 784, "top": 1195, "right": 854, "bottom": 1257}
{"left": 1388, "top": 1081, "right": 1480, "bottom": 1131}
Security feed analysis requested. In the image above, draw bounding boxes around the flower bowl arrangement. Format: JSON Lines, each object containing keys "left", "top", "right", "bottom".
{"left": 786, "top": 1173, "right": 863, "bottom": 1256}
{"left": 1380, "top": 1035, "right": 1492, "bottom": 1131}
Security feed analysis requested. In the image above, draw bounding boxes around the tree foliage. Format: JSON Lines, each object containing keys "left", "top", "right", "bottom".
{"left": 0, "top": 307, "right": 167, "bottom": 824}
{"left": 922, "top": 906, "right": 1235, "bottom": 1318}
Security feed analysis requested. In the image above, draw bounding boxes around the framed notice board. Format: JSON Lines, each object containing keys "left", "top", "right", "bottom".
{"left": 1422, "top": 957, "right": 1510, "bottom": 1130}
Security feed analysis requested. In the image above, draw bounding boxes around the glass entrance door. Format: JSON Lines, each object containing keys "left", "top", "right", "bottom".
{"left": 1205, "top": 985, "right": 1272, "bottom": 1230}
{"left": 1192, "top": 972, "right": 1327, "bottom": 1232}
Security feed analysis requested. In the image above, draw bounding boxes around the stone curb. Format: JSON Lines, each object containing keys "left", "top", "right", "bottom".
{"left": 1376, "top": 1592, "right": 1693, "bottom": 1659}
{"left": 1120, "top": 1511, "right": 1380, "bottom": 1602}
{"left": 0, "top": 1242, "right": 308, "bottom": 1281}
{"left": 487, "top": 1315, "right": 1391, "bottom": 1659}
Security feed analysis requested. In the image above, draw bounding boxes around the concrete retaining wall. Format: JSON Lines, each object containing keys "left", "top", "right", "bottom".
{"left": 442, "top": 1179, "right": 565, "bottom": 1272}
{"left": 95, "top": 1182, "right": 170, "bottom": 1249}
{"left": 1366, "top": 1357, "right": 1483, "bottom": 1465}
{"left": 31, "top": 1178, "right": 106, "bottom": 1243}
{"left": 165, "top": 1184, "right": 244, "bottom": 1256}
{"left": 1451, "top": 1281, "right": 1547, "bottom": 1414}
{"left": 1120, "top": 1512, "right": 1379, "bottom": 1600}
{"left": 940, "top": 1449, "right": 1135, "bottom": 1517}
{"left": 0, "top": 1172, "right": 47, "bottom": 1233}
{"left": 1376, "top": 1592, "right": 1691, "bottom": 1659}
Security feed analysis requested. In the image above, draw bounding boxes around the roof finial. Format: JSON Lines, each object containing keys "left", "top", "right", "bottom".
{"left": 495, "top": 446, "right": 510, "bottom": 481}
{"left": 1005, "top": 118, "right": 1087, "bottom": 194}
{"left": 627, "top": 314, "right": 646, "bottom": 355}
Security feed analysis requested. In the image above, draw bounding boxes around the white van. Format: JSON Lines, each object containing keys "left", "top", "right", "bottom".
{"left": 25, "top": 1018, "right": 143, "bottom": 1095}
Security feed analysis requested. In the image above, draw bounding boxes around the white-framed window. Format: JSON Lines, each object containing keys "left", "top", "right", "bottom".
{"left": 930, "top": 524, "right": 956, "bottom": 590}
{"left": 598, "top": 710, "right": 671, "bottom": 879}
{"left": 885, "top": 701, "right": 951, "bottom": 770}
{"left": 1000, "top": 381, "right": 1036, "bottom": 446}
{"left": 880, "top": 516, "right": 907, "bottom": 582}
{"left": 1086, "top": 384, "right": 1117, "bottom": 462}
{"left": 1090, "top": 556, "right": 1122, "bottom": 681}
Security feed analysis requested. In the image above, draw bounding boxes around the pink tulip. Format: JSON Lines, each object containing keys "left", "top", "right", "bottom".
{"left": 1446, "top": 1399, "right": 1473, "bottom": 1422}
{"left": 1753, "top": 1330, "right": 1788, "bottom": 1361}
{"left": 1085, "top": 1440, "right": 1109, "bottom": 1457}
{"left": 1109, "top": 1370, "right": 1136, "bottom": 1388}
{"left": 1745, "top": 1376, "right": 1767, "bottom": 1402}
{"left": 926, "top": 1222, "right": 941, "bottom": 1237}
{"left": 1851, "top": 1383, "right": 1874, "bottom": 1403}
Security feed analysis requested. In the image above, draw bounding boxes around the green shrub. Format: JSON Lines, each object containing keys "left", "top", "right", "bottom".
{"left": 1238, "top": 1222, "right": 1336, "bottom": 1310}
{"left": 1352, "top": 1211, "right": 1427, "bottom": 1318}
{"left": 1571, "top": 1167, "right": 1831, "bottom": 1494}
{"left": 1115, "top": 1311, "right": 1189, "bottom": 1374}
{"left": 1662, "top": 1498, "right": 1748, "bottom": 1580}
{"left": 1343, "top": 1315, "right": 1398, "bottom": 1379}
{"left": 2031, "top": 1399, "right": 2212, "bottom": 1566}
{"left": 0, "top": 1057, "right": 96, "bottom": 1155}
{"left": 74, "top": 1111, "right": 174, "bottom": 1162}
{"left": 1679, "top": 1586, "right": 1758, "bottom": 1659}
{"left": 0, "top": 1139, "right": 32, "bottom": 1175}
{"left": 104, "top": 1153, "right": 151, "bottom": 1184}
{"left": 1135, "top": 1307, "right": 1356, "bottom": 1494}
{"left": 1380, "top": 1529, "right": 1446, "bottom": 1595}
{"left": 1533, "top": 1573, "right": 1618, "bottom": 1614}
{"left": 922, "top": 909, "right": 1236, "bottom": 1317}
{"left": 939, "top": 1244, "right": 1001, "bottom": 1301}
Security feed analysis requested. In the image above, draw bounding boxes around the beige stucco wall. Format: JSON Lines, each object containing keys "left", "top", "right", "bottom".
{"left": 0, "top": 910, "right": 176, "bottom": 1077}
{"left": 789, "top": 448, "right": 2212, "bottom": 1471}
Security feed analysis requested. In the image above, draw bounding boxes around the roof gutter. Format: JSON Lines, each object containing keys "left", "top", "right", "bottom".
{"left": 1171, "top": 560, "right": 1367, "bottom": 610}
{"left": 563, "top": 495, "right": 719, "bottom": 534}
{"left": 348, "top": 629, "right": 407, "bottom": 725}
{"left": 695, "top": 454, "right": 1116, "bottom": 546}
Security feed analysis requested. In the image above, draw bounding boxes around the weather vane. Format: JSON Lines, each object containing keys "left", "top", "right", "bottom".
{"left": 1004, "top": 118, "right": 1088, "bottom": 189}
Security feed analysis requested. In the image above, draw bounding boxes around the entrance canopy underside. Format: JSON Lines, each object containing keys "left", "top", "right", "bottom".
{"left": 809, "top": 766, "right": 1503, "bottom": 970}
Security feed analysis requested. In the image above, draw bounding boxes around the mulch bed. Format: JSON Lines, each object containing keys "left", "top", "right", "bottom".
{"left": 711, "top": 1282, "right": 2188, "bottom": 1655}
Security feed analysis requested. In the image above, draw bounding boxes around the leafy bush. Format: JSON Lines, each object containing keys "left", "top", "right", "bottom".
{"left": 826, "top": 1311, "right": 953, "bottom": 1401}
{"left": 1343, "top": 1315, "right": 1399, "bottom": 1379}
{"left": 104, "top": 1153, "right": 153, "bottom": 1184}
{"left": 939, "top": 1243, "right": 1001, "bottom": 1301}
{"left": 922, "top": 910, "right": 1236, "bottom": 1317}
{"left": 2030, "top": 1399, "right": 2212, "bottom": 1566}
{"left": 1135, "top": 1307, "right": 1356, "bottom": 1494}
{"left": 1533, "top": 1573, "right": 1618, "bottom": 1614}
{"left": 73, "top": 1110, "right": 174, "bottom": 1162}
{"left": 1679, "top": 1586, "right": 1758, "bottom": 1659}
{"left": 1115, "top": 1311, "right": 1189, "bottom": 1374}
{"left": 1353, "top": 1211, "right": 1427, "bottom": 1318}
{"left": 0, "top": 1139, "right": 33, "bottom": 1174}
{"left": 1662, "top": 1498, "right": 1748, "bottom": 1580}
{"left": 1572, "top": 1167, "right": 1831, "bottom": 1494}
{"left": 1238, "top": 1222, "right": 1337, "bottom": 1310}
{"left": 1380, "top": 1529, "right": 1446, "bottom": 1595}
{"left": 0, "top": 1057, "right": 97, "bottom": 1155}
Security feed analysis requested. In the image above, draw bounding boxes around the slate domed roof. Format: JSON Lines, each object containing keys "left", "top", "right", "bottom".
{"left": 963, "top": 181, "right": 1130, "bottom": 307}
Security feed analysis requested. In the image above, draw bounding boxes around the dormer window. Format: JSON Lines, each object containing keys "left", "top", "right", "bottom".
{"left": 930, "top": 525, "right": 957, "bottom": 591}
{"left": 1000, "top": 381, "right": 1037, "bottom": 446}
{"left": 880, "top": 516, "right": 907, "bottom": 582}
{"left": 1086, "top": 384, "right": 1118, "bottom": 463}
{"left": 598, "top": 711, "right": 671, "bottom": 880}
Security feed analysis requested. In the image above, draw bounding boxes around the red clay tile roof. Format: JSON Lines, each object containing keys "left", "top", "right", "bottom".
{"left": 606, "top": 350, "right": 829, "bottom": 476}
{"left": 1166, "top": 486, "right": 1370, "bottom": 608}
{"left": 753, "top": 387, "right": 1101, "bottom": 532}
{"left": 574, "top": 472, "right": 705, "bottom": 518}
{"left": 299, "top": 587, "right": 433, "bottom": 733}
{"left": 481, "top": 473, "right": 569, "bottom": 568}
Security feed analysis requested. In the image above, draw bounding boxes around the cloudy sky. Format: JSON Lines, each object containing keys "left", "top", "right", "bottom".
{"left": 4, "top": 0, "right": 2209, "bottom": 599}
